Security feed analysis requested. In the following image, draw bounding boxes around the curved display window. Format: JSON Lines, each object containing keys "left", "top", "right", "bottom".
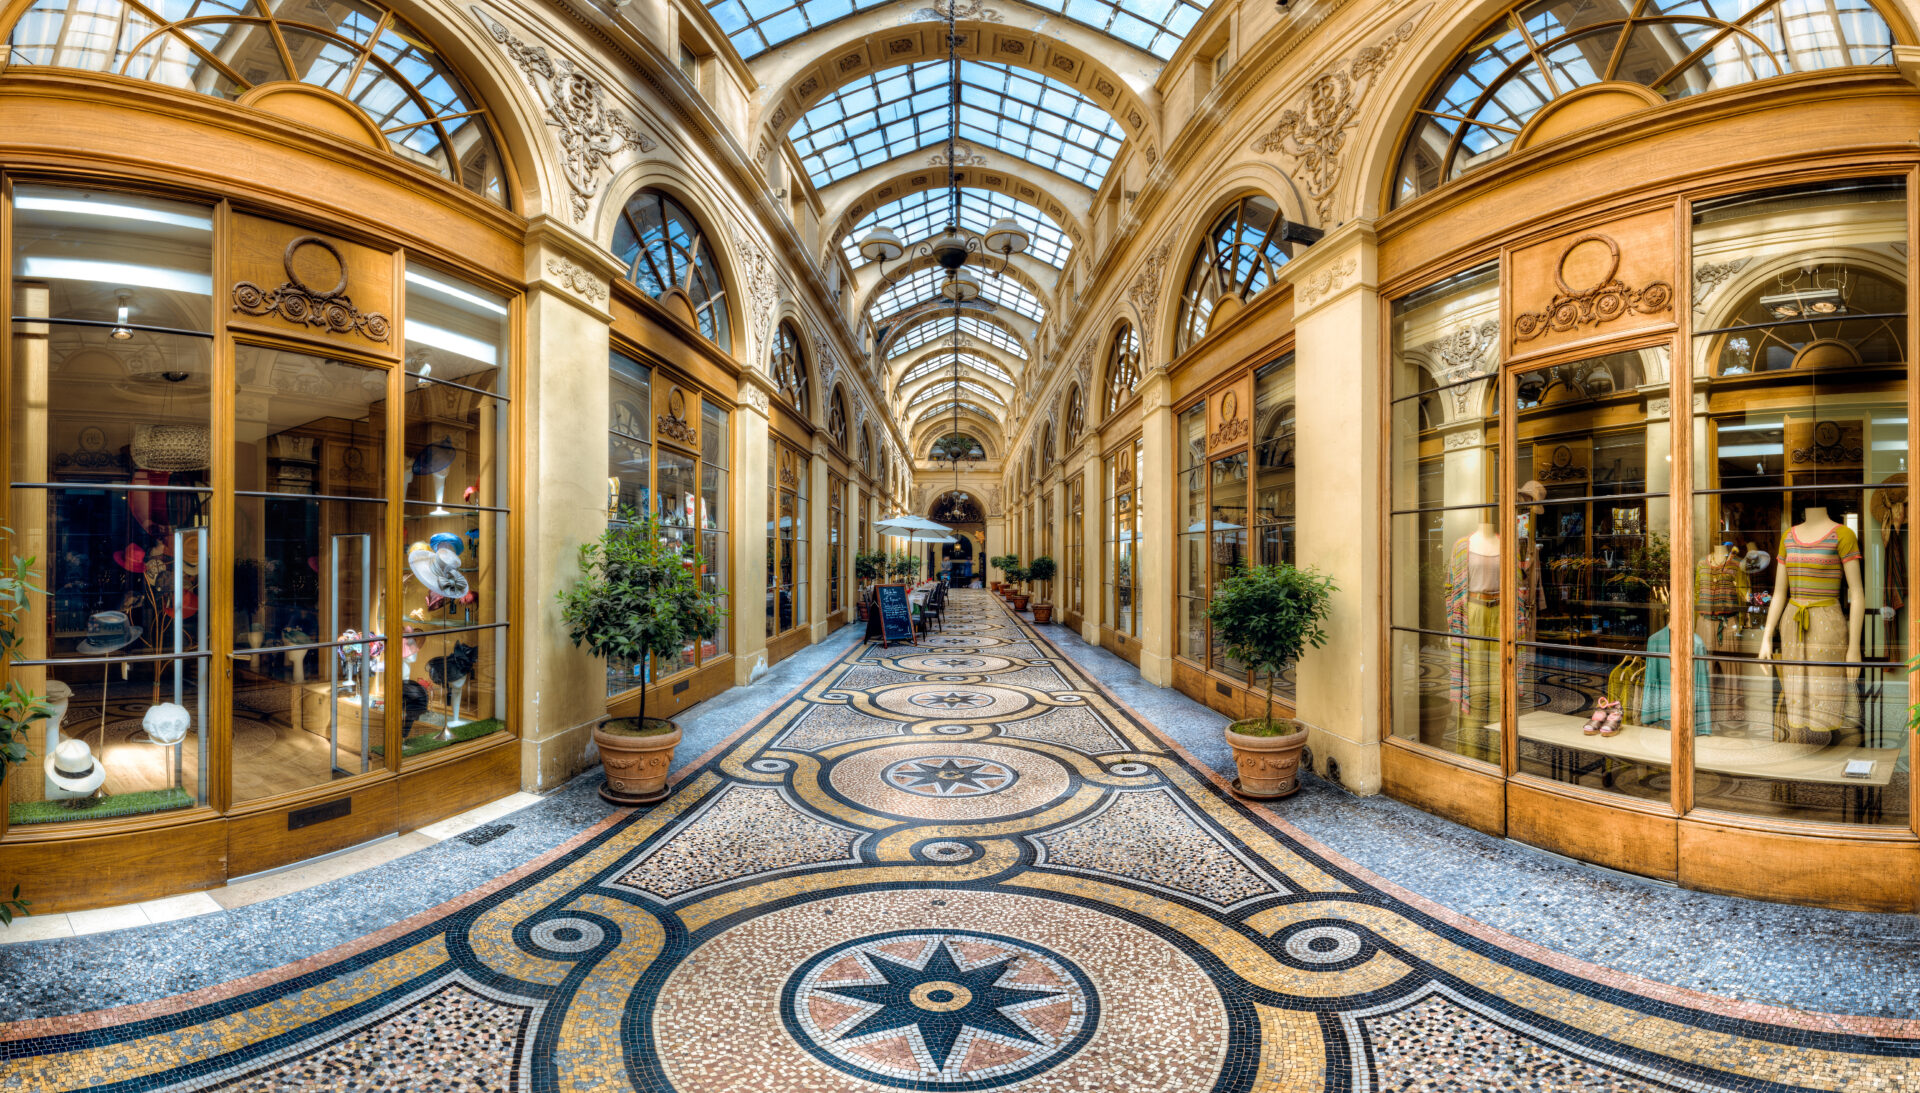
{"left": 1103, "top": 436, "right": 1143, "bottom": 647}
{"left": 768, "top": 437, "right": 809, "bottom": 642}
{"left": 6, "top": 182, "right": 517, "bottom": 827}
{"left": 1388, "top": 177, "right": 1910, "bottom": 839}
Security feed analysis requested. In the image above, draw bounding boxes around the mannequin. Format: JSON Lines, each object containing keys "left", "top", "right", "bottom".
{"left": 1694, "top": 540, "right": 1749, "bottom": 652}
{"left": 1757, "top": 506, "right": 1864, "bottom": 744}
{"left": 1445, "top": 523, "right": 1502, "bottom": 760}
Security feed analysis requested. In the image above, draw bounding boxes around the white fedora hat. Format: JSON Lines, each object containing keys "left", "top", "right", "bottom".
{"left": 46, "top": 738, "right": 106, "bottom": 795}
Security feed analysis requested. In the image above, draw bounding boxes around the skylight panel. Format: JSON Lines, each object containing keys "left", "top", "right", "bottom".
{"left": 843, "top": 189, "right": 1073, "bottom": 269}
{"left": 908, "top": 379, "right": 1005, "bottom": 408}
{"left": 900, "top": 351, "right": 1014, "bottom": 386}
{"left": 886, "top": 314, "right": 1028, "bottom": 360}
{"left": 867, "top": 265, "right": 1046, "bottom": 326}
{"left": 707, "top": 0, "right": 1208, "bottom": 59}
{"left": 790, "top": 61, "right": 1123, "bottom": 190}
{"left": 914, "top": 400, "right": 999, "bottom": 429}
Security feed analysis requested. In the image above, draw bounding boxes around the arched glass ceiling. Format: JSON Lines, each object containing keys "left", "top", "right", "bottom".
{"left": 908, "top": 378, "right": 1005, "bottom": 408}
{"left": 914, "top": 400, "right": 1000, "bottom": 429}
{"left": 869, "top": 266, "right": 1045, "bottom": 325}
{"left": 843, "top": 188, "right": 1074, "bottom": 269}
{"left": 888, "top": 314, "right": 1028, "bottom": 359}
{"left": 901, "top": 351, "right": 1013, "bottom": 386}
{"left": 708, "top": 0, "right": 1210, "bottom": 61}
{"left": 789, "top": 60, "right": 1123, "bottom": 189}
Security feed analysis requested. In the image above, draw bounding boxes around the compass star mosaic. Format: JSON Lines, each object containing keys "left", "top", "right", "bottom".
{"left": 2, "top": 589, "right": 1915, "bottom": 1092}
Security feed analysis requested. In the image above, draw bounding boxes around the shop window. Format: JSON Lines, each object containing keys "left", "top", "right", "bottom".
{"left": 829, "top": 475, "right": 845, "bottom": 614}
{"left": 1174, "top": 195, "right": 1292, "bottom": 355}
{"left": 1105, "top": 323, "right": 1141, "bottom": 416}
{"left": 7, "top": 0, "right": 510, "bottom": 204}
{"left": 1176, "top": 357, "right": 1296, "bottom": 694}
{"left": 612, "top": 191, "right": 733, "bottom": 349}
{"left": 1394, "top": 0, "right": 1899, "bottom": 206}
{"left": 1511, "top": 347, "right": 1674, "bottom": 802}
{"left": 604, "top": 352, "right": 730, "bottom": 694}
{"left": 767, "top": 439, "right": 809, "bottom": 639}
{"left": 1389, "top": 264, "right": 1503, "bottom": 764}
{"left": 6, "top": 188, "right": 519, "bottom": 824}
{"left": 1688, "top": 178, "right": 1909, "bottom": 827}
{"left": 1104, "top": 438, "right": 1143, "bottom": 638}
{"left": 1063, "top": 384, "right": 1085, "bottom": 451}
{"left": 1067, "top": 475, "right": 1085, "bottom": 617}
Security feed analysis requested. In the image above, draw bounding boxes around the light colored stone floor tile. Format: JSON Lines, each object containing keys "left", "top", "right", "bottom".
{"left": 67, "top": 904, "right": 151, "bottom": 935}
{"left": 0, "top": 913, "right": 75, "bottom": 944}
{"left": 214, "top": 832, "right": 437, "bottom": 910}
{"left": 137, "top": 891, "right": 224, "bottom": 924}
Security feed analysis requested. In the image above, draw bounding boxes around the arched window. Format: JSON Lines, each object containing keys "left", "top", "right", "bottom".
{"left": 1039, "top": 423, "right": 1054, "bottom": 472}
{"left": 1175, "top": 195, "right": 1292, "bottom": 354}
{"left": 1062, "top": 384, "right": 1085, "bottom": 451}
{"left": 827, "top": 386, "right": 849, "bottom": 449}
{"left": 1395, "top": 0, "right": 1899, "bottom": 206}
{"left": 613, "top": 191, "right": 732, "bottom": 348}
{"left": 858, "top": 424, "right": 873, "bottom": 474}
{"left": 1105, "top": 323, "right": 1142, "bottom": 416}
{"left": 773, "top": 322, "right": 810, "bottom": 414}
{"left": 8, "top": 0, "right": 510, "bottom": 203}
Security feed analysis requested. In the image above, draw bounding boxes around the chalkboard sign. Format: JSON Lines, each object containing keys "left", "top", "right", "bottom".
{"left": 867, "top": 583, "right": 915, "bottom": 646}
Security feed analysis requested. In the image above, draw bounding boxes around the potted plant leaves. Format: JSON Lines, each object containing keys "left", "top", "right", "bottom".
{"left": 854, "top": 550, "right": 888, "bottom": 620}
{"left": 1207, "top": 563, "right": 1336, "bottom": 799}
{"left": 989, "top": 554, "right": 1011, "bottom": 593}
{"left": 1005, "top": 561, "right": 1030, "bottom": 612}
{"left": 559, "top": 510, "right": 725, "bottom": 805}
{"left": 0, "top": 526, "right": 53, "bottom": 868}
{"left": 889, "top": 550, "right": 922, "bottom": 583}
{"left": 1027, "top": 556, "right": 1056, "bottom": 623}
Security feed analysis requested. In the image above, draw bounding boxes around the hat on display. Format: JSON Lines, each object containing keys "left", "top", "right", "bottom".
{"left": 1518, "top": 480, "right": 1547, "bottom": 506}
{"left": 141, "top": 702, "right": 191, "bottom": 746}
{"left": 429, "top": 532, "right": 465, "bottom": 558}
{"left": 114, "top": 543, "right": 147, "bottom": 574}
{"left": 407, "top": 541, "right": 469, "bottom": 599}
{"left": 76, "top": 611, "right": 141, "bottom": 655}
{"left": 46, "top": 738, "right": 106, "bottom": 796}
{"left": 411, "top": 436, "right": 457, "bottom": 477}
{"left": 178, "top": 535, "right": 201, "bottom": 577}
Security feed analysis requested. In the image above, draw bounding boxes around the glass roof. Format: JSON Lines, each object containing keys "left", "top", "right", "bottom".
{"left": 1395, "top": 0, "right": 1897, "bottom": 205}
{"left": 908, "top": 378, "right": 1006, "bottom": 408}
{"left": 707, "top": 0, "right": 1209, "bottom": 61}
{"left": 914, "top": 400, "right": 1001, "bottom": 429}
{"left": 844, "top": 188, "right": 1073, "bottom": 270}
{"left": 789, "top": 60, "right": 1124, "bottom": 189}
{"left": 868, "top": 266, "right": 1045, "bottom": 325}
{"left": 887, "top": 314, "right": 1028, "bottom": 359}
{"left": 901, "top": 351, "right": 1013, "bottom": 386}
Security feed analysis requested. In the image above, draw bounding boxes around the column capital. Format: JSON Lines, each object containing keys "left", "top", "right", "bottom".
{"left": 523, "top": 214, "right": 622, "bottom": 322}
{"left": 1281, "top": 218, "right": 1379, "bottom": 322}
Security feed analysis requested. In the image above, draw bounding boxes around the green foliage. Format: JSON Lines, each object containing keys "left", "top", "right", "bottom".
{"left": 1005, "top": 562, "right": 1029, "bottom": 584}
{"left": 854, "top": 550, "right": 890, "bottom": 586}
{"left": 1027, "top": 556, "right": 1056, "bottom": 598}
{"left": 0, "top": 526, "right": 53, "bottom": 787}
{"left": 991, "top": 554, "right": 1019, "bottom": 581}
{"left": 1207, "top": 563, "right": 1337, "bottom": 728}
{"left": 0, "top": 884, "right": 26, "bottom": 927}
{"left": 559, "top": 511, "right": 727, "bottom": 728}
{"left": 888, "top": 551, "right": 923, "bottom": 581}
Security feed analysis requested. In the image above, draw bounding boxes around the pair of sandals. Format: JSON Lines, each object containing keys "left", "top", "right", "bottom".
{"left": 1581, "top": 699, "right": 1624, "bottom": 737}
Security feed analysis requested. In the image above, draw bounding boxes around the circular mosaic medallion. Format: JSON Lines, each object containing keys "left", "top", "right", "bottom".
{"left": 827, "top": 742, "right": 1069, "bottom": 820}
{"left": 889, "top": 652, "right": 1014, "bottom": 675}
{"left": 1281, "top": 924, "right": 1365, "bottom": 965}
{"left": 750, "top": 758, "right": 794, "bottom": 773}
{"left": 1107, "top": 762, "right": 1152, "bottom": 776}
{"left": 868, "top": 683, "right": 1036, "bottom": 723}
{"left": 918, "top": 634, "right": 1004, "bottom": 649}
{"left": 651, "top": 889, "right": 1230, "bottom": 1093}
{"left": 783, "top": 930, "right": 1094, "bottom": 1086}
{"left": 916, "top": 839, "right": 979, "bottom": 863}
{"left": 528, "top": 917, "right": 604, "bottom": 954}
{"left": 931, "top": 725, "right": 971, "bottom": 736}
{"left": 882, "top": 755, "right": 1017, "bottom": 798}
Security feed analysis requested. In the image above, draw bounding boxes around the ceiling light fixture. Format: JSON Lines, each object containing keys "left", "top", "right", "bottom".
{"left": 111, "top": 290, "right": 134, "bottom": 341}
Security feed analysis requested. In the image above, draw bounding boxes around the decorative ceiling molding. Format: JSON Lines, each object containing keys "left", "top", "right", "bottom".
{"left": 471, "top": 5, "right": 654, "bottom": 223}
{"left": 1125, "top": 241, "right": 1172, "bottom": 367}
{"left": 732, "top": 225, "right": 781, "bottom": 363}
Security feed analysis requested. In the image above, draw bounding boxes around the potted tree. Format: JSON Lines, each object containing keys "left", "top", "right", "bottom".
{"left": 0, "top": 526, "right": 51, "bottom": 918}
{"left": 559, "top": 510, "right": 725, "bottom": 805}
{"left": 1027, "top": 556, "right": 1057, "bottom": 623}
{"left": 889, "top": 550, "right": 922, "bottom": 584}
{"left": 988, "top": 554, "right": 1011, "bottom": 593}
{"left": 1207, "top": 563, "right": 1336, "bottom": 799}
{"left": 854, "top": 550, "right": 888, "bottom": 620}
{"left": 1005, "top": 561, "right": 1031, "bottom": 612}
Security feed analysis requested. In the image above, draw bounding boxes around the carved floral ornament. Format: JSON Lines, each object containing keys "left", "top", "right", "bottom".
{"left": 233, "top": 235, "right": 390, "bottom": 342}
{"left": 657, "top": 387, "right": 698, "bottom": 446}
{"left": 1209, "top": 388, "right": 1249, "bottom": 449}
{"left": 471, "top": 6, "right": 654, "bottom": 223}
{"left": 1296, "top": 258, "right": 1356, "bottom": 310}
{"left": 1252, "top": 13, "right": 1421, "bottom": 224}
{"left": 546, "top": 258, "right": 607, "bottom": 302}
{"left": 1512, "top": 234, "right": 1673, "bottom": 345}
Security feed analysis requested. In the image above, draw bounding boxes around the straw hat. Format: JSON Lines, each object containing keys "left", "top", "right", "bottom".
{"left": 46, "top": 738, "right": 106, "bottom": 795}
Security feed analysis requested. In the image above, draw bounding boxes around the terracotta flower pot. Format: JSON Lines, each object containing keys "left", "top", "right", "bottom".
{"left": 1031, "top": 602, "right": 1053, "bottom": 623}
{"left": 1225, "top": 719, "right": 1309, "bottom": 798}
{"left": 594, "top": 717, "right": 682, "bottom": 805}
{"left": 1011, "top": 593, "right": 1029, "bottom": 611}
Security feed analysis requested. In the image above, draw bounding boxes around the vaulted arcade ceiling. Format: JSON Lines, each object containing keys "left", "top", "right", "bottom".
{"left": 707, "top": 0, "right": 1216, "bottom": 431}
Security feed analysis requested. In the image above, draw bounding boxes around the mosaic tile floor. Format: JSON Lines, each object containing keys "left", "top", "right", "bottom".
{"left": 3, "top": 590, "right": 1916, "bottom": 1091}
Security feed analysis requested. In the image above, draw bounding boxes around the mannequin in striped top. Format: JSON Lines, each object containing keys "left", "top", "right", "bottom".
{"left": 1756, "top": 507, "right": 1865, "bottom": 743}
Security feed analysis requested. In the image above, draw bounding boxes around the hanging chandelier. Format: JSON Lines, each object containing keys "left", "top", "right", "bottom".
{"left": 855, "top": 3, "right": 1028, "bottom": 293}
